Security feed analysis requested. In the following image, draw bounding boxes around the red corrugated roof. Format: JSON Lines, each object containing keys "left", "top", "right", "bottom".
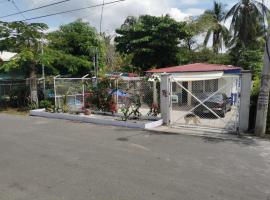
{"left": 146, "top": 63, "right": 241, "bottom": 73}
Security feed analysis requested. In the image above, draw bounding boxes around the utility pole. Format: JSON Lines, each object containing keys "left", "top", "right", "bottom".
{"left": 41, "top": 39, "right": 46, "bottom": 98}
{"left": 255, "top": 35, "right": 270, "bottom": 137}
{"left": 95, "top": 48, "right": 99, "bottom": 78}
{"left": 92, "top": 47, "right": 99, "bottom": 86}
{"left": 99, "top": 0, "right": 105, "bottom": 35}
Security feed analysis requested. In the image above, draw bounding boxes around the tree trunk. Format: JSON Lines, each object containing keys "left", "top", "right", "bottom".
{"left": 213, "top": 32, "right": 219, "bottom": 54}
{"left": 255, "top": 37, "right": 270, "bottom": 137}
{"left": 29, "top": 63, "right": 39, "bottom": 107}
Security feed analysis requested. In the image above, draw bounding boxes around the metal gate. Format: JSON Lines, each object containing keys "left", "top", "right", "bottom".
{"left": 170, "top": 75, "right": 241, "bottom": 133}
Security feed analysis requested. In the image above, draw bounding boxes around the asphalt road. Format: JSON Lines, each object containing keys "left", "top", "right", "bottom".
{"left": 0, "top": 114, "right": 270, "bottom": 200}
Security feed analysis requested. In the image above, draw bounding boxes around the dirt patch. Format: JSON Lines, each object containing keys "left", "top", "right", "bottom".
{"left": 0, "top": 107, "right": 28, "bottom": 116}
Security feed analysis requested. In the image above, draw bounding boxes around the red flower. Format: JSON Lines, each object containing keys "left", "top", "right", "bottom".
{"left": 109, "top": 101, "right": 117, "bottom": 114}
{"left": 152, "top": 103, "right": 158, "bottom": 109}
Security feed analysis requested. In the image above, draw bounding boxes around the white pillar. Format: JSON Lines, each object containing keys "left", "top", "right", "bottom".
{"left": 160, "top": 74, "right": 172, "bottom": 125}
{"left": 153, "top": 81, "right": 158, "bottom": 105}
{"left": 239, "top": 71, "right": 252, "bottom": 132}
{"left": 188, "top": 81, "right": 192, "bottom": 106}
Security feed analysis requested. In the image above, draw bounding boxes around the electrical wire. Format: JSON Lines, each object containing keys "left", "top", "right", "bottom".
{"left": 18, "top": 0, "right": 125, "bottom": 22}
{"left": 0, "top": 0, "right": 72, "bottom": 19}
{"left": 10, "top": 0, "right": 26, "bottom": 20}
{"left": 79, "top": 1, "right": 119, "bottom": 21}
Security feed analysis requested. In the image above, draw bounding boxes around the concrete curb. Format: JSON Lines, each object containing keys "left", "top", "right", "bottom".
{"left": 30, "top": 109, "right": 163, "bottom": 129}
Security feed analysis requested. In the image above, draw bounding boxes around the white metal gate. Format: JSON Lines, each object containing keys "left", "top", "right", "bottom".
{"left": 170, "top": 75, "right": 241, "bottom": 133}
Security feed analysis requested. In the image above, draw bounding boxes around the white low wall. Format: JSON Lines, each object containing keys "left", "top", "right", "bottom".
{"left": 91, "top": 110, "right": 161, "bottom": 121}
{"left": 30, "top": 109, "right": 163, "bottom": 129}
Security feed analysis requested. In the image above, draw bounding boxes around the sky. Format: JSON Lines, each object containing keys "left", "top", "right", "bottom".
{"left": 0, "top": 0, "right": 258, "bottom": 33}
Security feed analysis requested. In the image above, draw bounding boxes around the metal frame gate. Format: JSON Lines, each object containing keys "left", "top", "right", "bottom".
{"left": 170, "top": 75, "right": 241, "bottom": 133}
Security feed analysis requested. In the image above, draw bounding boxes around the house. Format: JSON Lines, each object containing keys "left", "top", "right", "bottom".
{"left": 0, "top": 51, "right": 20, "bottom": 81}
{"left": 0, "top": 51, "right": 17, "bottom": 63}
{"left": 147, "top": 63, "right": 242, "bottom": 106}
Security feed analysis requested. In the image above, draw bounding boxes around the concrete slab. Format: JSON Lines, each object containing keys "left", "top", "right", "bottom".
{"left": 147, "top": 125, "right": 244, "bottom": 141}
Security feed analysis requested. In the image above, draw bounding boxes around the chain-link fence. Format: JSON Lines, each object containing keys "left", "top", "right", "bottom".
{"left": 0, "top": 80, "right": 30, "bottom": 108}
{"left": 52, "top": 76, "right": 161, "bottom": 119}
{"left": 53, "top": 77, "right": 91, "bottom": 112}
{"left": 117, "top": 79, "right": 160, "bottom": 118}
{"left": 170, "top": 76, "right": 240, "bottom": 132}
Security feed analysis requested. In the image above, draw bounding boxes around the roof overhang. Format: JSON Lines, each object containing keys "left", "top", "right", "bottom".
{"left": 148, "top": 72, "right": 224, "bottom": 82}
{"left": 148, "top": 70, "right": 241, "bottom": 82}
{"left": 171, "top": 71, "right": 224, "bottom": 81}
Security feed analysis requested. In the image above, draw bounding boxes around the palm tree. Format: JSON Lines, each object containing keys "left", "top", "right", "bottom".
{"left": 225, "top": 0, "right": 269, "bottom": 47}
{"left": 202, "top": 1, "right": 229, "bottom": 53}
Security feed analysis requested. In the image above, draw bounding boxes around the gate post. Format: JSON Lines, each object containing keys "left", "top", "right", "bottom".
{"left": 239, "top": 71, "right": 252, "bottom": 132}
{"left": 160, "top": 74, "right": 172, "bottom": 125}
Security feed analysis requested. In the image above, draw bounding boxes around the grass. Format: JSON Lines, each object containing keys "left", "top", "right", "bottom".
{"left": 0, "top": 107, "right": 28, "bottom": 116}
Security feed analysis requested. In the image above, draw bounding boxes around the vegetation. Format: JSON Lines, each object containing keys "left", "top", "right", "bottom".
{"left": 115, "top": 15, "right": 188, "bottom": 71}
{"left": 0, "top": 21, "right": 48, "bottom": 105}
{"left": 1, "top": 2, "right": 267, "bottom": 78}
{"left": 120, "top": 94, "right": 142, "bottom": 121}
{"left": 47, "top": 20, "right": 105, "bottom": 77}
{"left": 225, "top": 0, "right": 269, "bottom": 48}
{"left": 0, "top": 20, "right": 104, "bottom": 78}
{"left": 201, "top": 1, "right": 229, "bottom": 53}
{"left": 85, "top": 78, "right": 114, "bottom": 112}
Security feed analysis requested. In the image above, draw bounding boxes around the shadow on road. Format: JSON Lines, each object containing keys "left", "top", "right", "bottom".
{"left": 202, "top": 136, "right": 258, "bottom": 146}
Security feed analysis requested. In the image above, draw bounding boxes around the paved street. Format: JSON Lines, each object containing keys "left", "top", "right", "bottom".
{"left": 0, "top": 114, "right": 270, "bottom": 200}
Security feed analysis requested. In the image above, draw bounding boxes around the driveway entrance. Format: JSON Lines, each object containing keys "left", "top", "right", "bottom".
{"left": 170, "top": 74, "right": 241, "bottom": 133}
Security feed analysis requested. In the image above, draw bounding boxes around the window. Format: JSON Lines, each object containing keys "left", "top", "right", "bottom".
{"left": 172, "top": 82, "right": 177, "bottom": 93}
{"left": 192, "top": 81, "right": 204, "bottom": 94}
{"left": 205, "top": 79, "right": 218, "bottom": 92}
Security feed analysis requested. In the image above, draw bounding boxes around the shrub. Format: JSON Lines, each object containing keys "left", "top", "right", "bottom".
{"left": 85, "top": 78, "right": 113, "bottom": 112}
{"left": 39, "top": 100, "right": 53, "bottom": 109}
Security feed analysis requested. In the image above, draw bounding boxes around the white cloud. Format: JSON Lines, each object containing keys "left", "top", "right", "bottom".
{"left": 168, "top": 8, "right": 190, "bottom": 22}
{"left": 23, "top": 0, "right": 199, "bottom": 31}
{"left": 185, "top": 8, "right": 205, "bottom": 16}
{"left": 176, "top": 0, "right": 201, "bottom": 5}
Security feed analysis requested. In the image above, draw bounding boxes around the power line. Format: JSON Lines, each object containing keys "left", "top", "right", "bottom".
{"left": 19, "top": 0, "right": 125, "bottom": 22}
{"left": 79, "top": 2, "right": 120, "bottom": 21}
{"left": 0, "top": 0, "right": 72, "bottom": 19}
{"left": 10, "top": 0, "right": 26, "bottom": 20}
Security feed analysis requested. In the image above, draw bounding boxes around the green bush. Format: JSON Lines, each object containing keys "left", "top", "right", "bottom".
{"left": 39, "top": 100, "right": 53, "bottom": 109}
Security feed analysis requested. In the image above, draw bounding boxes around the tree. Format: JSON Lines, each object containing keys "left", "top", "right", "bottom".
{"left": 179, "top": 47, "right": 231, "bottom": 65}
{"left": 115, "top": 15, "right": 188, "bottom": 71}
{"left": 225, "top": 0, "right": 269, "bottom": 47}
{"left": 180, "top": 17, "right": 202, "bottom": 51}
{"left": 224, "top": 0, "right": 270, "bottom": 136}
{"left": 0, "top": 21, "right": 48, "bottom": 104}
{"left": 229, "top": 44, "right": 263, "bottom": 73}
{"left": 101, "top": 33, "right": 125, "bottom": 73}
{"left": 47, "top": 20, "right": 105, "bottom": 77}
{"left": 201, "top": 1, "right": 229, "bottom": 53}
{"left": 0, "top": 20, "right": 106, "bottom": 105}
